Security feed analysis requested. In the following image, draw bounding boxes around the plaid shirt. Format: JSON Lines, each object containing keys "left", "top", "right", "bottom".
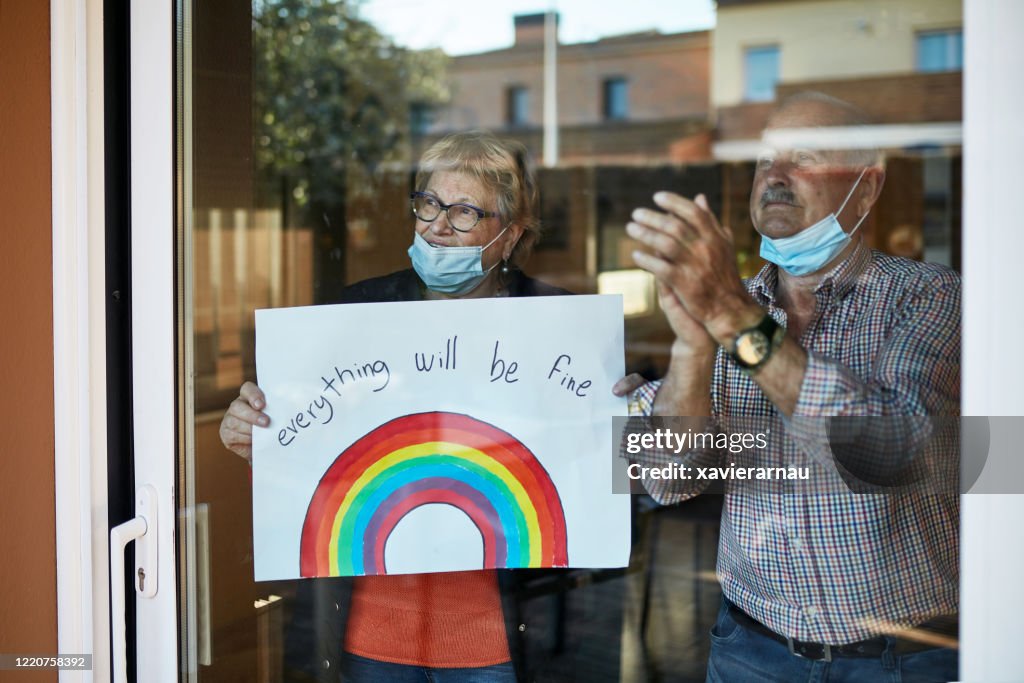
{"left": 631, "top": 243, "right": 960, "bottom": 644}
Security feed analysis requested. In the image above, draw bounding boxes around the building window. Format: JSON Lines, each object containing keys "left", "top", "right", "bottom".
{"left": 409, "top": 103, "right": 434, "bottom": 136}
{"left": 743, "top": 45, "right": 780, "bottom": 102}
{"left": 506, "top": 86, "right": 529, "bottom": 127}
{"left": 916, "top": 29, "right": 963, "bottom": 72}
{"left": 603, "top": 77, "right": 629, "bottom": 121}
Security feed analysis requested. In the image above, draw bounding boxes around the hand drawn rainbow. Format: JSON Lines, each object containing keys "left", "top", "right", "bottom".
{"left": 300, "top": 411, "right": 568, "bottom": 576}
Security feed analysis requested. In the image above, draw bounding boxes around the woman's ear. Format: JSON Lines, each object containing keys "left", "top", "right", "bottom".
{"left": 504, "top": 223, "right": 525, "bottom": 261}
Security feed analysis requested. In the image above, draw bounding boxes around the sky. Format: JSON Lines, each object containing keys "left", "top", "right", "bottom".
{"left": 358, "top": 0, "right": 716, "bottom": 56}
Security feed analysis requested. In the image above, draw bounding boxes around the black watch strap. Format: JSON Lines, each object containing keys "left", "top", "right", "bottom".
{"left": 730, "top": 314, "right": 784, "bottom": 371}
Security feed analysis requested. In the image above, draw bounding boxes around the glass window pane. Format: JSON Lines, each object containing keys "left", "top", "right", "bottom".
{"left": 948, "top": 30, "right": 964, "bottom": 70}
{"left": 506, "top": 86, "right": 529, "bottom": 126}
{"left": 917, "top": 30, "right": 963, "bottom": 72}
{"left": 744, "top": 46, "right": 779, "bottom": 102}
{"left": 179, "top": 1, "right": 963, "bottom": 681}
{"left": 603, "top": 77, "right": 629, "bottom": 120}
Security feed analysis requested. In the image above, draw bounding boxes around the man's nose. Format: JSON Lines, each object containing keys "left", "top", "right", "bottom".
{"left": 762, "top": 159, "right": 794, "bottom": 187}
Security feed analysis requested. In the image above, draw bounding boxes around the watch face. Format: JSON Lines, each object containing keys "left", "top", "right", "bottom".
{"left": 736, "top": 330, "right": 770, "bottom": 366}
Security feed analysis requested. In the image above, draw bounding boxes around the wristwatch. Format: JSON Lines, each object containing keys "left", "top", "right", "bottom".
{"left": 729, "top": 313, "right": 785, "bottom": 372}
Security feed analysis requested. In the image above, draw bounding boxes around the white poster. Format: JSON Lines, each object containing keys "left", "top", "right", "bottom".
{"left": 252, "top": 295, "right": 629, "bottom": 581}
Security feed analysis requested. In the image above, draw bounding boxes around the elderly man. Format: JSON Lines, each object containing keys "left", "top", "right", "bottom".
{"left": 625, "top": 92, "right": 959, "bottom": 682}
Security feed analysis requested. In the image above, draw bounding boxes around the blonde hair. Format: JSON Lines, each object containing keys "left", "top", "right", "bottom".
{"left": 415, "top": 131, "right": 540, "bottom": 267}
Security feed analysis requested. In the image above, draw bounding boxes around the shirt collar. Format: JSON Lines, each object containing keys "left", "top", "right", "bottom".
{"left": 817, "top": 240, "right": 871, "bottom": 302}
{"left": 748, "top": 240, "right": 872, "bottom": 305}
{"left": 748, "top": 259, "right": 779, "bottom": 306}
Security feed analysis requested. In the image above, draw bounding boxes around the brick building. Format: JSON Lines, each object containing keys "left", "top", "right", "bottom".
{"left": 424, "top": 13, "right": 712, "bottom": 165}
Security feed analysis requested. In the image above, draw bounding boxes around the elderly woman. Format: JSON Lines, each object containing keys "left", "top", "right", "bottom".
{"left": 220, "top": 131, "right": 630, "bottom": 682}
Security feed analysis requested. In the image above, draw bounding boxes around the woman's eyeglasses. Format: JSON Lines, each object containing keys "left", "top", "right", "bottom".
{"left": 410, "top": 192, "right": 498, "bottom": 232}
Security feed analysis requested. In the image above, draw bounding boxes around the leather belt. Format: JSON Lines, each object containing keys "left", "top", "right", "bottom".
{"left": 725, "top": 600, "right": 954, "bottom": 662}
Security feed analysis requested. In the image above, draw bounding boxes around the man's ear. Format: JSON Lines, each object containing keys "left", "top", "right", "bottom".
{"left": 857, "top": 166, "right": 886, "bottom": 215}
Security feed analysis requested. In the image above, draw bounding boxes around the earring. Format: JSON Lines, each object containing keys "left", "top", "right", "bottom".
{"left": 501, "top": 258, "right": 510, "bottom": 275}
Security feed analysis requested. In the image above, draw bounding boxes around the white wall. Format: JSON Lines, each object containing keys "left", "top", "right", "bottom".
{"left": 713, "top": 0, "right": 962, "bottom": 107}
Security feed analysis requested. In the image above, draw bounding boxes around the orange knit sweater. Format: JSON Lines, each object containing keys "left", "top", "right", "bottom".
{"left": 343, "top": 570, "right": 511, "bottom": 668}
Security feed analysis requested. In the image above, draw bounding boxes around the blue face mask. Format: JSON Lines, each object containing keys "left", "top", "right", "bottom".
{"left": 407, "top": 227, "right": 508, "bottom": 295}
{"left": 759, "top": 168, "right": 868, "bottom": 276}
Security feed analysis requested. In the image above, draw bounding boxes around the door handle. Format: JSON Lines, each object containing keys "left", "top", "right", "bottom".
{"left": 110, "top": 484, "right": 158, "bottom": 683}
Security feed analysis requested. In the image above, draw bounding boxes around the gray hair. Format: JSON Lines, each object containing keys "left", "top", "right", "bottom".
{"left": 766, "top": 91, "right": 884, "bottom": 168}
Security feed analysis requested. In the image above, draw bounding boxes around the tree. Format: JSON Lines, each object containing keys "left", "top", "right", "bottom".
{"left": 252, "top": 0, "right": 449, "bottom": 300}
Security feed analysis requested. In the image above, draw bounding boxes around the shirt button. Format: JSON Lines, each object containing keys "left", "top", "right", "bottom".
{"left": 791, "top": 537, "right": 803, "bottom": 550}
{"left": 322, "top": 659, "right": 331, "bottom": 670}
{"left": 518, "top": 623, "right": 527, "bottom": 632}
{"left": 805, "top": 606, "right": 818, "bottom": 619}
{"left": 334, "top": 602, "right": 341, "bottom": 612}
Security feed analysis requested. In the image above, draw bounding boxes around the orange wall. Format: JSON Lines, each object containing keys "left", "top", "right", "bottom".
{"left": 0, "top": 1, "right": 58, "bottom": 681}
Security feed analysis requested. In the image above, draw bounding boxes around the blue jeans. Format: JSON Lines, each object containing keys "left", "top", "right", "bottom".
{"left": 706, "top": 599, "right": 958, "bottom": 683}
{"left": 340, "top": 652, "right": 516, "bottom": 683}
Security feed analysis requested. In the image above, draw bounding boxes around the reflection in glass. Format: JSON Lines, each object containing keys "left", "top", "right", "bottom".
{"left": 743, "top": 45, "right": 780, "bottom": 103}
{"left": 180, "top": 0, "right": 964, "bottom": 680}
{"left": 917, "top": 29, "right": 963, "bottom": 73}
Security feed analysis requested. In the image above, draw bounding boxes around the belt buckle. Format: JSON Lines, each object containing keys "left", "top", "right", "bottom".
{"left": 787, "top": 637, "right": 832, "bottom": 662}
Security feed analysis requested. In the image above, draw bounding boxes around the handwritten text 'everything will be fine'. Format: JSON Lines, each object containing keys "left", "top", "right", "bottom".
{"left": 275, "top": 336, "right": 594, "bottom": 447}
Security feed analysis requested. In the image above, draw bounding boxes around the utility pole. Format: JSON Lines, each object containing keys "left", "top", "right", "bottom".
{"left": 543, "top": 10, "right": 559, "bottom": 166}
